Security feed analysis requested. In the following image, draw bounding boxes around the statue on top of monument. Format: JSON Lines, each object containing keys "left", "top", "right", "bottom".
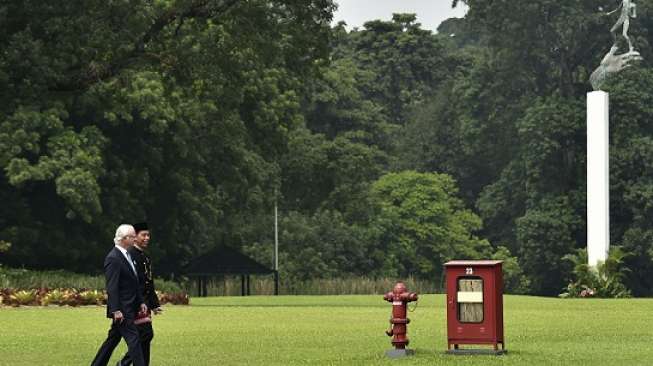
{"left": 608, "top": 0, "right": 637, "bottom": 52}
{"left": 590, "top": 0, "right": 642, "bottom": 90}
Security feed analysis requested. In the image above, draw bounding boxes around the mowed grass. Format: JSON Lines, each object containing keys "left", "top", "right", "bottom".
{"left": 1, "top": 294, "right": 652, "bottom": 365}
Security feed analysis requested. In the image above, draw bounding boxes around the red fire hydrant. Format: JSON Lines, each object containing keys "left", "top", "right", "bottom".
{"left": 383, "top": 281, "right": 418, "bottom": 358}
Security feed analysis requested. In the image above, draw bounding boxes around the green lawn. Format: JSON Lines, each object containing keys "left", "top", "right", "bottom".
{"left": 0, "top": 294, "right": 651, "bottom": 365}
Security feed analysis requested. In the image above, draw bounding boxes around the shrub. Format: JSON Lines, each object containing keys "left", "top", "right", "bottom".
{"left": 0, "top": 267, "right": 104, "bottom": 289}
{"left": 560, "top": 247, "right": 632, "bottom": 298}
{"left": 9, "top": 290, "right": 38, "bottom": 306}
{"left": 41, "top": 288, "right": 66, "bottom": 306}
{"left": 1, "top": 287, "right": 188, "bottom": 307}
{"left": 0, "top": 267, "right": 184, "bottom": 296}
{"left": 0, "top": 266, "right": 190, "bottom": 306}
{"left": 79, "top": 290, "right": 106, "bottom": 305}
{"left": 155, "top": 280, "right": 183, "bottom": 294}
{"left": 0, "top": 266, "right": 8, "bottom": 288}
{"left": 157, "top": 291, "right": 189, "bottom": 305}
{"left": 63, "top": 289, "right": 83, "bottom": 306}
{"left": 0, "top": 240, "right": 10, "bottom": 253}
{"left": 491, "top": 246, "right": 531, "bottom": 294}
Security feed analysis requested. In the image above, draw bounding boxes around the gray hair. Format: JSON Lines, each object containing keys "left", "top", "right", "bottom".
{"left": 113, "top": 224, "right": 135, "bottom": 245}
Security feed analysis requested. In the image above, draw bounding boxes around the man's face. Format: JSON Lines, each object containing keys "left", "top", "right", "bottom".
{"left": 136, "top": 230, "right": 150, "bottom": 250}
{"left": 121, "top": 227, "right": 136, "bottom": 247}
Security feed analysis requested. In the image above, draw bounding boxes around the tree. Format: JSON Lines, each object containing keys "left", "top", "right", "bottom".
{"left": 243, "top": 210, "right": 374, "bottom": 281}
{"left": 516, "top": 196, "right": 582, "bottom": 295}
{"left": 303, "top": 58, "right": 392, "bottom": 148}
{"left": 604, "top": 68, "right": 653, "bottom": 295}
{"left": 369, "top": 171, "right": 492, "bottom": 280}
{"left": 280, "top": 128, "right": 386, "bottom": 221}
{"left": 0, "top": 0, "right": 336, "bottom": 273}
{"left": 397, "top": 49, "right": 525, "bottom": 204}
{"left": 452, "top": 0, "right": 650, "bottom": 97}
{"left": 477, "top": 96, "right": 585, "bottom": 294}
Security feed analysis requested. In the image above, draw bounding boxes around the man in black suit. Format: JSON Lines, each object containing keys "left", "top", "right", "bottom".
{"left": 119, "top": 222, "right": 162, "bottom": 366}
{"left": 91, "top": 224, "right": 147, "bottom": 366}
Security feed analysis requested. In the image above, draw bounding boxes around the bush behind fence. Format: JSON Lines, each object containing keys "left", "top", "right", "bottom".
{"left": 183, "top": 276, "right": 441, "bottom": 296}
{"left": 0, "top": 267, "right": 182, "bottom": 293}
{"left": 1, "top": 266, "right": 440, "bottom": 296}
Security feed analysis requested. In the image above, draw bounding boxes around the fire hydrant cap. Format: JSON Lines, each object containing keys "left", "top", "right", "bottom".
{"left": 393, "top": 282, "right": 407, "bottom": 294}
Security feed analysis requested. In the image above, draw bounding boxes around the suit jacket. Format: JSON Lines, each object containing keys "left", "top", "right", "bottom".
{"left": 128, "top": 246, "right": 161, "bottom": 309}
{"left": 104, "top": 246, "right": 144, "bottom": 319}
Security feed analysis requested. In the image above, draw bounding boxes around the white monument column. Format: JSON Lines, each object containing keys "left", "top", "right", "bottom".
{"left": 587, "top": 91, "right": 610, "bottom": 267}
{"left": 586, "top": 1, "right": 642, "bottom": 268}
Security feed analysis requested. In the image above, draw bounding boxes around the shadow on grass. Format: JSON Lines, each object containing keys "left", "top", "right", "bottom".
{"left": 412, "top": 347, "right": 522, "bottom": 358}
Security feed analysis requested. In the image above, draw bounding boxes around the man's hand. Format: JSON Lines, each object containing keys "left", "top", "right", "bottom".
{"left": 113, "top": 310, "right": 124, "bottom": 323}
{"left": 140, "top": 303, "right": 148, "bottom": 314}
{"left": 153, "top": 307, "right": 163, "bottom": 315}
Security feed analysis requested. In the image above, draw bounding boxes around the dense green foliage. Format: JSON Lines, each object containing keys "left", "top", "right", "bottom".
{"left": 0, "top": 0, "right": 335, "bottom": 274}
{"left": 2, "top": 295, "right": 653, "bottom": 365}
{"left": 560, "top": 246, "right": 632, "bottom": 298}
{"left": 0, "top": 266, "right": 182, "bottom": 293}
{"left": 2, "top": 1, "right": 653, "bottom": 296}
{"left": 369, "top": 171, "right": 492, "bottom": 279}
{"left": 186, "top": 275, "right": 441, "bottom": 296}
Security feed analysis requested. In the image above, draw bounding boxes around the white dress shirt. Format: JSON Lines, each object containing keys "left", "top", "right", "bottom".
{"left": 115, "top": 245, "right": 137, "bottom": 276}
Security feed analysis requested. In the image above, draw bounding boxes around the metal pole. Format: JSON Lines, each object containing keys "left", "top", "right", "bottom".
{"left": 241, "top": 275, "right": 245, "bottom": 296}
{"left": 274, "top": 199, "right": 279, "bottom": 295}
{"left": 274, "top": 271, "right": 279, "bottom": 296}
{"left": 274, "top": 201, "right": 279, "bottom": 271}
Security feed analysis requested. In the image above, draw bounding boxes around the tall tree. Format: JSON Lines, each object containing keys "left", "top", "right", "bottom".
{"left": 369, "top": 171, "right": 493, "bottom": 280}
{"left": 0, "top": 0, "right": 336, "bottom": 273}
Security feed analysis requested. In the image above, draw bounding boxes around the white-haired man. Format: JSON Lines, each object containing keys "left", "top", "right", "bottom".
{"left": 91, "top": 224, "right": 147, "bottom": 366}
{"left": 118, "top": 222, "right": 162, "bottom": 366}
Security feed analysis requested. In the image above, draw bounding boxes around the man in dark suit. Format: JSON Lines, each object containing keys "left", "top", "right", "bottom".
{"left": 91, "top": 224, "right": 147, "bottom": 366}
{"left": 119, "top": 222, "right": 162, "bottom": 366}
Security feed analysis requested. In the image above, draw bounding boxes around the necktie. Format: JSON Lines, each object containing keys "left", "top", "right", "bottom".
{"left": 126, "top": 251, "right": 137, "bottom": 276}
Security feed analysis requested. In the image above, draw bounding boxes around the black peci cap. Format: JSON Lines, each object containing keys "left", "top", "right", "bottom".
{"left": 133, "top": 222, "right": 149, "bottom": 233}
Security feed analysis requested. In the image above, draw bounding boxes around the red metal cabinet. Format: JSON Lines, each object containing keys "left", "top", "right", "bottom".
{"left": 444, "top": 260, "right": 504, "bottom": 353}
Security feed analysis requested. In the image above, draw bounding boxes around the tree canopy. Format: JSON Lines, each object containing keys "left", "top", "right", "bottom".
{"left": 2, "top": 1, "right": 653, "bottom": 296}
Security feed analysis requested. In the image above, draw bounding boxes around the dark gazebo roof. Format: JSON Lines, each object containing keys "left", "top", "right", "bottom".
{"left": 184, "top": 246, "right": 274, "bottom": 276}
